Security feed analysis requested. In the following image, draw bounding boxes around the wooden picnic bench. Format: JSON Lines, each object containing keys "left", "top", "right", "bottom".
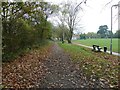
{"left": 92, "top": 45, "right": 102, "bottom": 52}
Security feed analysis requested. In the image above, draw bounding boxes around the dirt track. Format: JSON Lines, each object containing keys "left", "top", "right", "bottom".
{"left": 2, "top": 43, "right": 111, "bottom": 88}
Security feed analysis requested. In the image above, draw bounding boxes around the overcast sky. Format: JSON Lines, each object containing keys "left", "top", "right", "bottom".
{"left": 46, "top": 0, "right": 119, "bottom": 34}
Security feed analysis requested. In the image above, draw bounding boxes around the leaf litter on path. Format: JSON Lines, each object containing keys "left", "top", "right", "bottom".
{"left": 2, "top": 44, "right": 52, "bottom": 88}
{"left": 2, "top": 43, "right": 119, "bottom": 88}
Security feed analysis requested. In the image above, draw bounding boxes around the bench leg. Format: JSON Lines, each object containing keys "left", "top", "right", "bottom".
{"left": 98, "top": 48, "right": 102, "bottom": 52}
{"left": 93, "top": 46, "right": 96, "bottom": 51}
{"left": 98, "top": 49, "right": 100, "bottom": 52}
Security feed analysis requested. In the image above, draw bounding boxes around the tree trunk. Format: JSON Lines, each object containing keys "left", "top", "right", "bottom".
{"left": 61, "top": 36, "right": 64, "bottom": 43}
{"left": 61, "top": 30, "right": 65, "bottom": 43}
{"left": 67, "top": 39, "right": 71, "bottom": 43}
{"left": 67, "top": 29, "right": 73, "bottom": 44}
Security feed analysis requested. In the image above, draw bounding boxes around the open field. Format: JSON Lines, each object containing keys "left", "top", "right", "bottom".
{"left": 58, "top": 43, "right": 119, "bottom": 88}
{"left": 73, "top": 38, "right": 119, "bottom": 53}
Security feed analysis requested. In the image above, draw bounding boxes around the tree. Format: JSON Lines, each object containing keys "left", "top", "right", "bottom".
{"left": 52, "top": 25, "right": 69, "bottom": 42}
{"left": 86, "top": 32, "right": 100, "bottom": 39}
{"left": 113, "top": 30, "right": 120, "bottom": 38}
{"left": 1, "top": 1, "right": 56, "bottom": 61}
{"left": 97, "top": 25, "right": 111, "bottom": 38}
{"left": 80, "top": 33, "right": 86, "bottom": 39}
{"left": 58, "top": 0, "right": 86, "bottom": 43}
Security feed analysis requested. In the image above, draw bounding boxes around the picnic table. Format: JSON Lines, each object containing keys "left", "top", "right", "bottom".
{"left": 92, "top": 45, "right": 102, "bottom": 52}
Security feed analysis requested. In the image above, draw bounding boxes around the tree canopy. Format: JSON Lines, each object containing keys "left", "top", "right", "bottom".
{"left": 1, "top": 1, "right": 57, "bottom": 61}
{"left": 97, "top": 25, "right": 112, "bottom": 38}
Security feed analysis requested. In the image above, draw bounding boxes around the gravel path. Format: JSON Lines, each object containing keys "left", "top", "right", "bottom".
{"left": 40, "top": 43, "right": 95, "bottom": 88}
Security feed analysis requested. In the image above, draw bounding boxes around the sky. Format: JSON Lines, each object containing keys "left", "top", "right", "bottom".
{"left": 45, "top": 0, "right": 119, "bottom": 34}
{"left": 9, "top": 0, "right": 119, "bottom": 33}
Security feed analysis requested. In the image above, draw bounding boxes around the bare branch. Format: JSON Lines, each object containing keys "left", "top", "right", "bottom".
{"left": 104, "top": 0, "right": 113, "bottom": 7}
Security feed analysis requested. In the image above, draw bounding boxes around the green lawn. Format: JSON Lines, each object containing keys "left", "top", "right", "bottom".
{"left": 73, "top": 38, "right": 119, "bottom": 53}
{"left": 58, "top": 43, "right": 119, "bottom": 88}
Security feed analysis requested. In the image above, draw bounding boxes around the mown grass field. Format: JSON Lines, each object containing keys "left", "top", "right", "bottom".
{"left": 58, "top": 43, "right": 119, "bottom": 88}
{"left": 72, "top": 38, "right": 119, "bottom": 53}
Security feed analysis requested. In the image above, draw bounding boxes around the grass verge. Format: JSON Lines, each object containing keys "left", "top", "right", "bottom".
{"left": 73, "top": 38, "right": 119, "bottom": 53}
{"left": 58, "top": 43, "right": 119, "bottom": 88}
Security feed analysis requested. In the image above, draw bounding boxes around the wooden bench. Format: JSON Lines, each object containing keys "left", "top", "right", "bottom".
{"left": 92, "top": 45, "right": 102, "bottom": 52}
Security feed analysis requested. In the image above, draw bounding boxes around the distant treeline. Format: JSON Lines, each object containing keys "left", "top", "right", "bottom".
{"left": 80, "top": 30, "right": 120, "bottom": 39}
{"left": 80, "top": 25, "right": 120, "bottom": 39}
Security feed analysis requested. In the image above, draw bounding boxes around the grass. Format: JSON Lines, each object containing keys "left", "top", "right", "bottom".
{"left": 58, "top": 43, "right": 119, "bottom": 88}
{"left": 72, "top": 38, "right": 119, "bottom": 53}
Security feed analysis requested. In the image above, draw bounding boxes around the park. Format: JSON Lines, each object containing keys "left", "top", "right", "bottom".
{"left": 1, "top": 0, "right": 120, "bottom": 89}
{"left": 73, "top": 38, "right": 119, "bottom": 53}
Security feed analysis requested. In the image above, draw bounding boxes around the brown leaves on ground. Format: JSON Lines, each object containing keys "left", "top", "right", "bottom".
{"left": 70, "top": 48, "right": 119, "bottom": 88}
{"left": 58, "top": 43, "right": 119, "bottom": 88}
{"left": 2, "top": 43, "right": 119, "bottom": 88}
{"left": 2, "top": 44, "right": 53, "bottom": 88}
